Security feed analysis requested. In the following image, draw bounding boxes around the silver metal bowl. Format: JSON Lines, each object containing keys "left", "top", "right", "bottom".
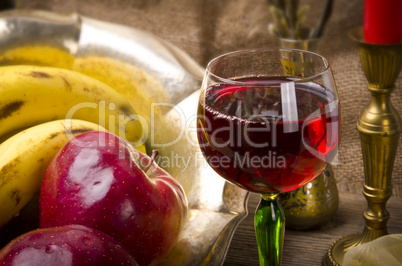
{"left": 0, "top": 9, "right": 249, "bottom": 265}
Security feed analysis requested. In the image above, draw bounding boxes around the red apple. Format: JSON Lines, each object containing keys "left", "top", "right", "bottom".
{"left": 0, "top": 224, "right": 138, "bottom": 265}
{"left": 39, "top": 131, "right": 188, "bottom": 266}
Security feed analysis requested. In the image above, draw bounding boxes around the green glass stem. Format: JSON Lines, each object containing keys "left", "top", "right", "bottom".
{"left": 254, "top": 194, "right": 285, "bottom": 266}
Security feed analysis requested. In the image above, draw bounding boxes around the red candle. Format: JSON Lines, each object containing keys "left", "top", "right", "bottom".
{"left": 364, "top": 0, "right": 402, "bottom": 44}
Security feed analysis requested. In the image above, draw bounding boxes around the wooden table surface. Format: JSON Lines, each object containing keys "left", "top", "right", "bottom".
{"left": 223, "top": 192, "right": 402, "bottom": 265}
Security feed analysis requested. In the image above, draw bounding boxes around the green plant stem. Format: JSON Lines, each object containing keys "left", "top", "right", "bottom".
{"left": 254, "top": 194, "right": 285, "bottom": 266}
{"left": 312, "top": 0, "right": 333, "bottom": 38}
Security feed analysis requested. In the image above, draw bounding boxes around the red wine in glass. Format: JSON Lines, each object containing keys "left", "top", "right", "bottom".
{"left": 197, "top": 77, "right": 340, "bottom": 195}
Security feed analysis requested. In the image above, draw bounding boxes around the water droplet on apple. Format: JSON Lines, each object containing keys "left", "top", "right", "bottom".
{"left": 45, "top": 245, "right": 55, "bottom": 254}
{"left": 81, "top": 236, "right": 93, "bottom": 246}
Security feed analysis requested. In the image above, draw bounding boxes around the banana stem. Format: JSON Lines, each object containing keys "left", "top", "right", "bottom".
{"left": 254, "top": 194, "right": 285, "bottom": 266}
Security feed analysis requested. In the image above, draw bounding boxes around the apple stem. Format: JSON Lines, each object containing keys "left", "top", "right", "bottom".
{"left": 144, "top": 150, "right": 159, "bottom": 173}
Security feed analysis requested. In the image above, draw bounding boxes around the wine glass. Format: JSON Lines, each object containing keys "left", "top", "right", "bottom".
{"left": 197, "top": 48, "right": 340, "bottom": 265}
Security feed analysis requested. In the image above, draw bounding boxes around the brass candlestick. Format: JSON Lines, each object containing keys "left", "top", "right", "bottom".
{"left": 323, "top": 28, "right": 402, "bottom": 265}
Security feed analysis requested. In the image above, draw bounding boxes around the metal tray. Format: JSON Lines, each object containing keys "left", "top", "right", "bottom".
{"left": 0, "top": 9, "right": 249, "bottom": 265}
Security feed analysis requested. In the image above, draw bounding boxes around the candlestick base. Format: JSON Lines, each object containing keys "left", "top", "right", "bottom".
{"left": 322, "top": 233, "right": 358, "bottom": 265}
{"left": 322, "top": 27, "right": 402, "bottom": 266}
{"left": 323, "top": 225, "right": 390, "bottom": 266}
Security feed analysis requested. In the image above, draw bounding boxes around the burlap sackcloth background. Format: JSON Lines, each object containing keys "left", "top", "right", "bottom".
{"left": 14, "top": 0, "right": 402, "bottom": 197}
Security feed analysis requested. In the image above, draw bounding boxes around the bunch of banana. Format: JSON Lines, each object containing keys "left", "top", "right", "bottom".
{"left": 0, "top": 119, "right": 106, "bottom": 229}
{"left": 0, "top": 45, "right": 172, "bottom": 149}
{"left": 0, "top": 65, "right": 146, "bottom": 152}
{"left": 0, "top": 45, "right": 171, "bottom": 123}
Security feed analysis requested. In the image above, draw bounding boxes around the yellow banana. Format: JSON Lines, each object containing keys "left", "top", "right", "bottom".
{"left": 0, "top": 65, "right": 146, "bottom": 153}
{"left": 72, "top": 56, "right": 171, "bottom": 124}
{"left": 0, "top": 119, "right": 105, "bottom": 229}
{"left": 0, "top": 45, "right": 75, "bottom": 69}
{"left": 0, "top": 47, "right": 171, "bottom": 123}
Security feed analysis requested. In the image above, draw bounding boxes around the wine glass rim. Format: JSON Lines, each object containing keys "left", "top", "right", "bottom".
{"left": 205, "top": 48, "right": 331, "bottom": 86}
